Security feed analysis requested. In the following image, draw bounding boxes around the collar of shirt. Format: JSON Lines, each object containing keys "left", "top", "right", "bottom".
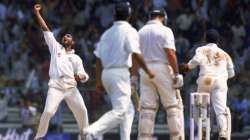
{"left": 114, "top": 21, "right": 130, "bottom": 26}
{"left": 66, "top": 49, "right": 75, "bottom": 54}
{"left": 206, "top": 43, "right": 218, "bottom": 48}
{"left": 147, "top": 20, "right": 163, "bottom": 25}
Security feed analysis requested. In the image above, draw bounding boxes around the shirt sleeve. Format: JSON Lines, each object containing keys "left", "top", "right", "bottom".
{"left": 125, "top": 29, "right": 141, "bottom": 54}
{"left": 74, "top": 56, "right": 89, "bottom": 83}
{"left": 162, "top": 28, "right": 176, "bottom": 50}
{"left": 226, "top": 53, "right": 235, "bottom": 78}
{"left": 43, "top": 31, "right": 61, "bottom": 54}
{"left": 94, "top": 42, "right": 101, "bottom": 58}
{"left": 188, "top": 48, "right": 202, "bottom": 69}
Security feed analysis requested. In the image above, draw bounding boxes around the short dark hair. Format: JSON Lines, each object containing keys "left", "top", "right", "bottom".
{"left": 150, "top": 8, "right": 167, "bottom": 20}
{"left": 205, "top": 29, "right": 220, "bottom": 43}
{"left": 114, "top": 1, "right": 132, "bottom": 21}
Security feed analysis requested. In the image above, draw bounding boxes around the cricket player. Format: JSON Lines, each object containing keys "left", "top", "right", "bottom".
{"left": 33, "top": 4, "right": 89, "bottom": 140}
{"left": 83, "top": 2, "right": 154, "bottom": 140}
{"left": 181, "top": 29, "right": 235, "bottom": 140}
{"left": 137, "top": 8, "right": 185, "bottom": 140}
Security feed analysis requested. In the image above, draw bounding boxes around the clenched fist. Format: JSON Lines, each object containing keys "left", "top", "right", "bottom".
{"left": 34, "top": 4, "right": 42, "bottom": 12}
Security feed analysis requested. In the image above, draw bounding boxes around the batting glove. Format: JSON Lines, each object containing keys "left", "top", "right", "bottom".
{"left": 173, "top": 74, "right": 184, "bottom": 89}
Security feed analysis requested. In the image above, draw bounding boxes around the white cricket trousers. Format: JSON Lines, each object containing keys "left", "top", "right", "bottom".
{"left": 197, "top": 75, "right": 231, "bottom": 138}
{"left": 86, "top": 68, "right": 134, "bottom": 140}
{"left": 35, "top": 87, "right": 88, "bottom": 138}
{"left": 138, "top": 63, "right": 184, "bottom": 140}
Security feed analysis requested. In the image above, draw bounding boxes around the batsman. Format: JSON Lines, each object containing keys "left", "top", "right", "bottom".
{"left": 137, "top": 8, "right": 185, "bottom": 140}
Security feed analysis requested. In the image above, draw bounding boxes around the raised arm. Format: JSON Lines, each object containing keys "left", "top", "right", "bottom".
{"left": 34, "top": 4, "right": 50, "bottom": 31}
{"left": 34, "top": 4, "right": 60, "bottom": 54}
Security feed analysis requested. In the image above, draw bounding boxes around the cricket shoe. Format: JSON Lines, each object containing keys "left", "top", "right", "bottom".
{"left": 219, "top": 131, "right": 228, "bottom": 140}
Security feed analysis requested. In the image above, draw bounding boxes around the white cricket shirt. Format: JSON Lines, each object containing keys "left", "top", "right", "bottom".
{"left": 94, "top": 21, "right": 141, "bottom": 69}
{"left": 43, "top": 31, "right": 89, "bottom": 89}
{"left": 188, "top": 43, "right": 234, "bottom": 79}
{"left": 139, "top": 20, "right": 176, "bottom": 64}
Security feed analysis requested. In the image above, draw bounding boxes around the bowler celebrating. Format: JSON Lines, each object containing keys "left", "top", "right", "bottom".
{"left": 33, "top": 4, "right": 89, "bottom": 140}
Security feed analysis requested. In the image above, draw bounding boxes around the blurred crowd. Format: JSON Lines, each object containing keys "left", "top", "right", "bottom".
{"left": 0, "top": 0, "right": 250, "bottom": 133}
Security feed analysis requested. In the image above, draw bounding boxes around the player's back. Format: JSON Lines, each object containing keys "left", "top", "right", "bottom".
{"left": 139, "top": 20, "right": 175, "bottom": 64}
{"left": 95, "top": 21, "right": 138, "bottom": 69}
{"left": 196, "top": 43, "right": 232, "bottom": 78}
